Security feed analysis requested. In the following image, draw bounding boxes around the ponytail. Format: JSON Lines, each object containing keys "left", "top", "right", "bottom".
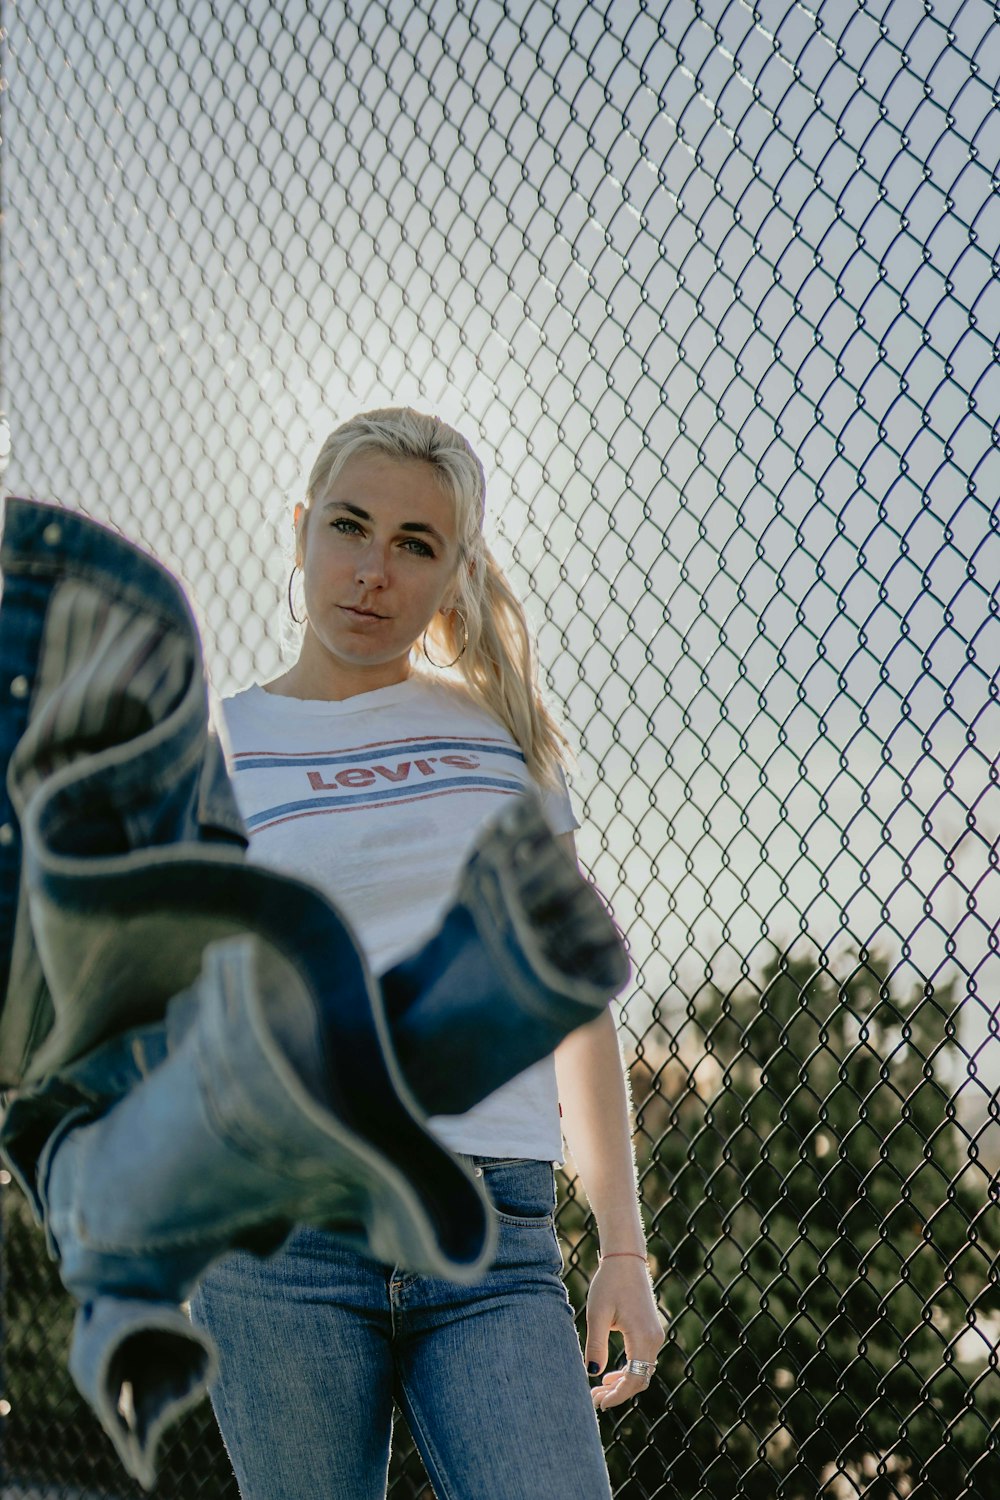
{"left": 423, "top": 542, "right": 571, "bottom": 789}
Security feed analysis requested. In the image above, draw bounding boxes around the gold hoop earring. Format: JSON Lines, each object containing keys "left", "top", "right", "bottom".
{"left": 423, "top": 608, "right": 468, "bottom": 669}
{"left": 288, "top": 565, "right": 304, "bottom": 625}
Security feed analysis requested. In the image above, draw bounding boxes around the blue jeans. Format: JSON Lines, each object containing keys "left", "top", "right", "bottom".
{"left": 0, "top": 498, "right": 628, "bottom": 1489}
{"left": 190, "top": 1157, "right": 612, "bottom": 1500}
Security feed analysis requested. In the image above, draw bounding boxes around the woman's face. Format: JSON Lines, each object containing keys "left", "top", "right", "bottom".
{"left": 295, "top": 450, "right": 462, "bottom": 689}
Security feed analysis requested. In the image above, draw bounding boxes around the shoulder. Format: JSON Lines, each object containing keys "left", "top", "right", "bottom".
{"left": 404, "top": 672, "right": 503, "bottom": 726}
{"left": 214, "top": 684, "right": 285, "bottom": 760}
{"left": 218, "top": 684, "right": 264, "bottom": 731}
{"left": 221, "top": 686, "right": 259, "bottom": 710}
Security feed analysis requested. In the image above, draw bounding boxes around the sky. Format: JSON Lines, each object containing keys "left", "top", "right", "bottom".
{"left": 0, "top": 0, "right": 996, "bottom": 1107}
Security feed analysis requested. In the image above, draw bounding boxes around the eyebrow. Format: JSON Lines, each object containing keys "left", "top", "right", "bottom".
{"left": 323, "top": 500, "right": 448, "bottom": 548}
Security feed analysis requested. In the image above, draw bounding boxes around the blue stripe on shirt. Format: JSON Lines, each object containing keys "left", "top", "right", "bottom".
{"left": 233, "top": 739, "right": 526, "bottom": 772}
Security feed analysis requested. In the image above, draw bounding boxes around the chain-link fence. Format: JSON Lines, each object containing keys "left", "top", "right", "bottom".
{"left": 1, "top": 1, "right": 998, "bottom": 1496}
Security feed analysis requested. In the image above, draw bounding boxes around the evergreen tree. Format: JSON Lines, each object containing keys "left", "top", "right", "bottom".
{"left": 558, "top": 951, "right": 1000, "bottom": 1498}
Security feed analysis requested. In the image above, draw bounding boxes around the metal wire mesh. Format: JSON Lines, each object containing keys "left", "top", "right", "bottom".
{"left": 2, "top": 1, "right": 998, "bottom": 1496}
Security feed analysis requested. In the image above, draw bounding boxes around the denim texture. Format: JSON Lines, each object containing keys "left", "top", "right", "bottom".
{"left": 190, "top": 1157, "right": 613, "bottom": 1500}
{"left": 0, "top": 498, "right": 625, "bottom": 1489}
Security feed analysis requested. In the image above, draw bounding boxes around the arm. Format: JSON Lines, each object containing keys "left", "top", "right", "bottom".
{"left": 553, "top": 834, "right": 664, "bottom": 1411}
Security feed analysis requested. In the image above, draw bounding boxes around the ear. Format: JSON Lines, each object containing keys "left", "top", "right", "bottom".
{"left": 293, "top": 503, "right": 307, "bottom": 568}
{"left": 446, "top": 554, "right": 475, "bottom": 610}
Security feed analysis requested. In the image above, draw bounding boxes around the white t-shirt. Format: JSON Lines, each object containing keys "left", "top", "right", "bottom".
{"left": 219, "top": 676, "right": 577, "bottom": 1160}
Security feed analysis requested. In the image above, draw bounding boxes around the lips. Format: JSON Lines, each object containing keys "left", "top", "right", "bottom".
{"left": 339, "top": 605, "right": 387, "bottom": 620}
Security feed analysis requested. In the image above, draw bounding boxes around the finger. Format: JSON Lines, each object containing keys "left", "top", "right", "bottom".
{"left": 594, "top": 1372, "right": 628, "bottom": 1402}
{"left": 593, "top": 1373, "right": 623, "bottom": 1396}
{"left": 581, "top": 1308, "right": 614, "bottom": 1374}
{"left": 596, "top": 1363, "right": 655, "bottom": 1407}
{"left": 597, "top": 1387, "right": 646, "bottom": 1413}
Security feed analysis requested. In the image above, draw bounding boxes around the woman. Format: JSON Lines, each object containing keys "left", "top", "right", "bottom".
{"left": 190, "top": 408, "right": 663, "bottom": 1499}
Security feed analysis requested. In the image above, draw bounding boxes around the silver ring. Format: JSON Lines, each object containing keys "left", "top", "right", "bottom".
{"left": 625, "top": 1359, "right": 655, "bottom": 1377}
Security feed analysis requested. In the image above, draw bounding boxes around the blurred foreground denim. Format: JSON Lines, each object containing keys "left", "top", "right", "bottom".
{"left": 0, "top": 498, "right": 627, "bottom": 1488}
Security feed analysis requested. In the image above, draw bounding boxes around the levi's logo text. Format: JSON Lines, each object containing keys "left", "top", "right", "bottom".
{"left": 306, "top": 752, "right": 480, "bottom": 790}
{"left": 231, "top": 737, "right": 527, "bottom": 833}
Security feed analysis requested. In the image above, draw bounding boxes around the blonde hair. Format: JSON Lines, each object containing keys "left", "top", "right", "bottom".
{"left": 301, "top": 407, "right": 569, "bottom": 786}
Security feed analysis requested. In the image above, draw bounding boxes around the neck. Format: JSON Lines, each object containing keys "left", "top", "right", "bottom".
{"left": 265, "top": 632, "right": 413, "bottom": 702}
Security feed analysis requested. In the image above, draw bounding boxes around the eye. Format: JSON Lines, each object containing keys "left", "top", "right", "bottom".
{"left": 330, "top": 517, "right": 363, "bottom": 535}
{"left": 401, "top": 537, "right": 435, "bottom": 557}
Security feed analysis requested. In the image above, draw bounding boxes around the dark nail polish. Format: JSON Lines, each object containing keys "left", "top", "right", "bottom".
{"left": 587, "top": 1361, "right": 600, "bottom": 1375}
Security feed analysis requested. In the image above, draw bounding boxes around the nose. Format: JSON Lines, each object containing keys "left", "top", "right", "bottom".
{"left": 355, "top": 538, "right": 388, "bottom": 589}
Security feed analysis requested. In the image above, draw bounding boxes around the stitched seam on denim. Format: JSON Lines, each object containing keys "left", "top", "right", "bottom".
{"left": 480, "top": 1161, "right": 557, "bottom": 1225}
{"left": 395, "top": 1389, "right": 459, "bottom": 1500}
{"left": 494, "top": 1210, "right": 557, "bottom": 1228}
{"left": 474, "top": 1156, "right": 535, "bottom": 1168}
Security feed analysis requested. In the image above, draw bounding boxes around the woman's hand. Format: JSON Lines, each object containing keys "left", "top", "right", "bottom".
{"left": 584, "top": 1255, "right": 665, "bottom": 1412}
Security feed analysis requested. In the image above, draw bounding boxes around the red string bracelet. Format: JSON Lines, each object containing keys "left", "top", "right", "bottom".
{"left": 599, "top": 1251, "right": 649, "bottom": 1261}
